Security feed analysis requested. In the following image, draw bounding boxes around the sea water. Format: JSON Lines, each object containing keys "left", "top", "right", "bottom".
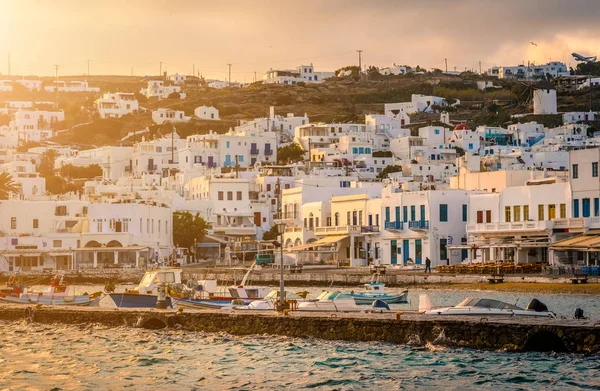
{"left": 0, "top": 321, "right": 598, "bottom": 390}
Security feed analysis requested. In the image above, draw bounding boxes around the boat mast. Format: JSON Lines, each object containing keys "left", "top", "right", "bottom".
{"left": 240, "top": 261, "right": 257, "bottom": 286}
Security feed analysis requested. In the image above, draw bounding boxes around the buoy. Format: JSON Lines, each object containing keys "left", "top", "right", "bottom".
{"left": 395, "top": 312, "right": 403, "bottom": 320}
{"left": 283, "top": 309, "right": 289, "bottom": 316}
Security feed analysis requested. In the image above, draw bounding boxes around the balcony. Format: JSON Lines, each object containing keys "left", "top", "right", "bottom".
{"left": 467, "top": 220, "right": 553, "bottom": 234}
{"left": 250, "top": 148, "right": 260, "bottom": 155}
{"left": 147, "top": 164, "right": 157, "bottom": 171}
{"left": 264, "top": 149, "right": 273, "bottom": 156}
{"left": 314, "top": 225, "right": 362, "bottom": 236}
{"left": 124, "top": 166, "right": 132, "bottom": 172}
{"left": 384, "top": 221, "right": 404, "bottom": 232}
{"left": 408, "top": 220, "right": 429, "bottom": 231}
{"left": 554, "top": 218, "right": 586, "bottom": 232}
{"left": 361, "top": 225, "right": 380, "bottom": 233}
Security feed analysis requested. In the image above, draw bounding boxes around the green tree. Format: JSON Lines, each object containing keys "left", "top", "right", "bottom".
{"left": 60, "top": 164, "right": 103, "bottom": 179}
{"left": 0, "top": 172, "right": 18, "bottom": 199}
{"left": 262, "top": 224, "right": 281, "bottom": 241}
{"left": 39, "top": 149, "right": 59, "bottom": 178}
{"left": 173, "top": 212, "right": 208, "bottom": 251}
{"left": 277, "top": 143, "right": 306, "bottom": 164}
{"left": 377, "top": 165, "right": 403, "bottom": 179}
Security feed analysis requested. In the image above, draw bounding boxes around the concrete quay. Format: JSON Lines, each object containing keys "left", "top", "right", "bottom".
{"left": 1, "top": 305, "right": 598, "bottom": 354}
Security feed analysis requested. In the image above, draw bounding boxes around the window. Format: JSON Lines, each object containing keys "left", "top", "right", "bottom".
{"left": 147, "top": 218, "right": 150, "bottom": 233}
{"left": 385, "top": 207, "right": 390, "bottom": 223}
{"left": 334, "top": 212, "right": 339, "bottom": 226}
{"left": 226, "top": 141, "right": 230, "bottom": 148}
{"left": 513, "top": 205, "right": 521, "bottom": 222}
{"left": 462, "top": 204, "right": 467, "bottom": 222}
{"left": 574, "top": 199, "right": 580, "bottom": 218}
{"left": 595, "top": 199, "right": 600, "bottom": 217}
{"left": 572, "top": 164, "right": 579, "bottom": 178}
{"left": 237, "top": 191, "right": 242, "bottom": 200}
{"left": 485, "top": 210, "right": 492, "bottom": 223}
{"left": 439, "top": 238, "right": 448, "bottom": 261}
{"left": 11, "top": 217, "right": 16, "bottom": 229}
{"left": 476, "top": 210, "right": 483, "bottom": 224}
{"left": 504, "top": 206, "right": 511, "bottom": 222}
{"left": 347, "top": 211, "right": 351, "bottom": 225}
{"left": 439, "top": 204, "right": 448, "bottom": 222}
{"left": 98, "top": 221, "right": 103, "bottom": 233}
{"left": 434, "top": 129, "right": 440, "bottom": 135}
{"left": 218, "top": 191, "right": 224, "bottom": 200}
{"left": 583, "top": 198, "right": 591, "bottom": 218}
{"left": 395, "top": 207, "right": 400, "bottom": 222}
{"left": 227, "top": 191, "right": 233, "bottom": 201}
{"left": 593, "top": 162, "right": 598, "bottom": 178}
{"left": 560, "top": 203, "right": 567, "bottom": 219}
{"left": 548, "top": 204, "right": 556, "bottom": 220}
{"left": 403, "top": 206, "right": 408, "bottom": 223}
{"left": 523, "top": 205, "right": 529, "bottom": 221}
{"left": 33, "top": 219, "right": 38, "bottom": 229}
{"left": 53, "top": 240, "right": 62, "bottom": 248}
{"left": 538, "top": 204, "right": 544, "bottom": 220}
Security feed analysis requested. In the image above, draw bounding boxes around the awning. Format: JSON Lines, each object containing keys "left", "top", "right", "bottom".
{"left": 73, "top": 246, "right": 149, "bottom": 252}
{"left": 0, "top": 249, "right": 42, "bottom": 257}
{"left": 551, "top": 234, "right": 600, "bottom": 251}
{"left": 288, "top": 235, "right": 348, "bottom": 252}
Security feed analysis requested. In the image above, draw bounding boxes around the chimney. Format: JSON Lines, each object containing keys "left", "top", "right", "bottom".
{"left": 269, "top": 106, "right": 275, "bottom": 119}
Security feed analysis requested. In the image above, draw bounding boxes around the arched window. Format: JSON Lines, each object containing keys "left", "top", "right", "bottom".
{"left": 334, "top": 212, "right": 340, "bottom": 226}
{"left": 308, "top": 213, "right": 314, "bottom": 229}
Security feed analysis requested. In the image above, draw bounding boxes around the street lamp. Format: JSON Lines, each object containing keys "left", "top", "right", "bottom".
{"left": 275, "top": 220, "right": 287, "bottom": 310}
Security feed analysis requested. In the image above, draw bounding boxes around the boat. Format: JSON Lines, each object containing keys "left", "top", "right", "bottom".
{"left": 297, "top": 291, "right": 364, "bottom": 312}
{"left": 172, "top": 298, "right": 249, "bottom": 310}
{"left": 345, "top": 282, "right": 408, "bottom": 305}
{"left": 231, "top": 290, "right": 309, "bottom": 310}
{"left": 0, "top": 274, "right": 102, "bottom": 306}
{"left": 109, "top": 268, "right": 183, "bottom": 308}
{"left": 423, "top": 297, "right": 556, "bottom": 318}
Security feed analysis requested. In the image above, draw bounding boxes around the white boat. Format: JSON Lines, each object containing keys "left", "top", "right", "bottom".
{"left": 109, "top": 268, "right": 183, "bottom": 308}
{"left": 423, "top": 297, "right": 556, "bottom": 318}
{"left": 232, "top": 290, "right": 309, "bottom": 310}
{"left": 297, "top": 291, "right": 363, "bottom": 312}
{"left": 0, "top": 275, "right": 101, "bottom": 306}
{"left": 345, "top": 282, "right": 408, "bottom": 305}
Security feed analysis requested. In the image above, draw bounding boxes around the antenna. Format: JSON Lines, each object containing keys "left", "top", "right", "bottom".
{"left": 54, "top": 64, "right": 59, "bottom": 82}
{"left": 227, "top": 63, "right": 232, "bottom": 87}
{"left": 357, "top": 50, "right": 363, "bottom": 71}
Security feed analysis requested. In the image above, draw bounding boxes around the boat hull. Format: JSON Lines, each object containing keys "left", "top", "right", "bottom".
{"left": 350, "top": 290, "right": 409, "bottom": 305}
{"left": 424, "top": 308, "right": 556, "bottom": 318}
{"left": 0, "top": 295, "right": 101, "bottom": 306}
{"left": 172, "top": 298, "right": 243, "bottom": 310}
{"left": 109, "top": 293, "right": 172, "bottom": 308}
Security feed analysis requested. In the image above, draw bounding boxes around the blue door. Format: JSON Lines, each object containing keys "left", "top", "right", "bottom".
{"left": 574, "top": 199, "right": 580, "bottom": 218}
{"left": 415, "top": 239, "right": 422, "bottom": 264}
{"left": 403, "top": 240, "right": 410, "bottom": 264}
{"left": 583, "top": 198, "right": 591, "bottom": 218}
{"left": 420, "top": 205, "right": 426, "bottom": 222}
{"left": 385, "top": 207, "right": 390, "bottom": 223}
{"left": 224, "top": 155, "right": 232, "bottom": 166}
{"left": 391, "top": 240, "right": 397, "bottom": 264}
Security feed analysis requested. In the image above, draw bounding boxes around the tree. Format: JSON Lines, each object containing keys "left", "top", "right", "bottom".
{"left": 39, "top": 149, "right": 59, "bottom": 178}
{"left": 277, "top": 143, "right": 306, "bottom": 164}
{"left": 0, "top": 172, "right": 17, "bottom": 199}
{"left": 60, "top": 164, "right": 103, "bottom": 179}
{"left": 377, "top": 165, "right": 403, "bottom": 179}
{"left": 262, "top": 224, "right": 281, "bottom": 241}
{"left": 173, "top": 212, "right": 208, "bottom": 251}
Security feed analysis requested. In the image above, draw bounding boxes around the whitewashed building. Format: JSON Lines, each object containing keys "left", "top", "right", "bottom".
{"left": 96, "top": 92, "right": 139, "bottom": 118}
{"left": 194, "top": 105, "right": 219, "bottom": 120}
{"left": 264, "top": 64, "right": 335, "bottom": 85}
{"left": 140, "top": 80, "right": 186, "bottom": 99}
{"left": 152, "top": 108, "right": 191, "bottom": 125}
{"left": 44, "top": 81, "right": 100, "bottom": 93}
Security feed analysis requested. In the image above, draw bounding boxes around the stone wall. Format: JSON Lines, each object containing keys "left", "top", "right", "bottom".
{"left": 1, "top": 305, "right": 597, "bottom": 354}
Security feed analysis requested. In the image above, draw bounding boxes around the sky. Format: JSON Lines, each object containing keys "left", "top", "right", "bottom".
{"left": 1, "top": 0, "right": 600, "bottom": 81}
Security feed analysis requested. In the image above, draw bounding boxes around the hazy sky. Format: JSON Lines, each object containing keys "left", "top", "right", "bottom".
{"left": 1, "top": 0, "right": 600, "bottom": 81}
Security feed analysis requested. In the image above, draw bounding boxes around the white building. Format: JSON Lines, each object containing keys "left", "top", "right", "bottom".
{"left": 168, "top": 73, "right": 186, "bottom": 85}
{"left": 140, "top": 80, "right": 186, "bottom": 99}
{"left": 533, "top": 88, "right": 557, "bottom": 115}
{"left": 55, "top": 146, "right": 133, "bottom": 181}
{"left": 379, "top": 65, "right": 407, "bottom": 76}
{"left": 15, "top": 79, "right": 42, "bottom": 91}
{"left": 498, "top": 62, "right": 569, "bottom": 80}
{"left": 563, "top": 112, "right": 595, "bottom": 124}
{"left": 384, "top": 94, "right": 454, "bottom": 115}
{"left": 194, "top": 105, "right": 219, "bottom": 120}
{"left": 44, "top": 81, "right": 100, "bottom": 93}
{"left": 152, "top": 108, "right": 191, "bottom": 125}
{"left": 0, "top": 80, "right": 12, "bottom": 92}
{"left": 96, "top": 92, "right": 139, "bottom": 118}
{"left": 264, "top": 64, "right": 335, "bottom": 85}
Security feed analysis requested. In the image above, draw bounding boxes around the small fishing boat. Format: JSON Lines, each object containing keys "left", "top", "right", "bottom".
{"left": 232, "top": 290, "right": 309, "bottom": 310}
{"left": 297, "top": 291, "right": 363, "bottom": 312}
{"left": 344, "top": 282, "right": 408, "bottom": 305}
{"left": 0, "top": 274, "right": 101, "bottom": 306}
{"left": 423, "top": 297, "right": 556, "bottom": 318}
{"left": 171, "top": 298, "right": 250, "bottom": 310}
{"left": 109, "top": 268, "right": 182, "bottom": 308}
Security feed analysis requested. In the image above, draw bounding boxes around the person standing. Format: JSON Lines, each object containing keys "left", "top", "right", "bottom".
{"left": 425, "top": 257, "right": 431, "bottom": 273}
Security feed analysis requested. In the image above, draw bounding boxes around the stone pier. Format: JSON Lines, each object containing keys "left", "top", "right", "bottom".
{"left": 0, "top": 305, "right": 598, "bottom": 354}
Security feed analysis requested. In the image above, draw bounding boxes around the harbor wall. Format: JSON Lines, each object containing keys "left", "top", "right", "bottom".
{"left": 2, "top": 268, "right": 599, "bottom": 286}
{"left": 0, "top": 305, "right": 598, "bottom": 354}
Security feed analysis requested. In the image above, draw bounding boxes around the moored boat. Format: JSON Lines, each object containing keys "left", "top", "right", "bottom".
{"left": 297, "top": 291, "right": 363, "bottom": 312}
{"left": 345, "top": 282, "right": 408, "bottom": 305}
{"left": 109, "top": 268, "right": 182, "bottom": 308}
{"left": 423, "top": 297, "right": 556, "bottom": 318}
{"left": 0, "top": 274, "right": 101, "bottom": 306}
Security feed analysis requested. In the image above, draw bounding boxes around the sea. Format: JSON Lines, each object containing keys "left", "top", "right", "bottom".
{"left": 1, "top": 287, "right": 599, "bottom": 390}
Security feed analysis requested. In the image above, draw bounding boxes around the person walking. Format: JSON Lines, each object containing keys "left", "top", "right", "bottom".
{"left": 425, "top": 257, "right": 431, "bottom": 273}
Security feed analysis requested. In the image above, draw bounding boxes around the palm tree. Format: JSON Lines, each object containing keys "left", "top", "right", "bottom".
{"left": 0, "top": 172, "right": 17, "bottom": 199}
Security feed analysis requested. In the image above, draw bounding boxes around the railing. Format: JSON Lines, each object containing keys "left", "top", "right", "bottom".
{"left": 384, "top": 221, "right": 403, "bottom": 230}
{"left": 467, "top": 220, "right": 554, "bottom": 233}
{"left": 361, "top": 225, "right": 380, "bottom": 233}
{"left": 264, "top": 149, "right": 273, "bottom": 155}
{"left": 285, "top": 227, "right": 302, "bottom": 233}
{"left": 554, "top": 218, "right": 585, "bottom": 229}
{"left": 527, "top": 133, "right": 545, "bottom": 147}
{"left": 314, "top": 225, "right": 361, "bottom": 235}
{"left": 408, "top": 220, "right": 429, "bottom": 230}
{"left": 250, "top": 148, "right": 260, "bottom": 155}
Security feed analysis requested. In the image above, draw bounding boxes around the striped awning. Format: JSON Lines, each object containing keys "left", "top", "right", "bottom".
{"left": 551, "top": 234, "right": 600, "bottom": 251}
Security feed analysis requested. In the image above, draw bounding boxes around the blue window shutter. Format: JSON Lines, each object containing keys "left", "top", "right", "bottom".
{"left": 574, "top": 199, "right": 580, "bottom": 218}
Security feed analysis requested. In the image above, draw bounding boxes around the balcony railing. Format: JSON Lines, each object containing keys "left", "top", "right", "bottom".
{"left": 314, "top": 225, "right": 362, "bottom": 235}
{"left": 264, "top": 149, "right": 273, "bottom": 155}
{"left": 250, "top": 148, "right": 260, "bottom": 155}
{"left": 384, "top": 221, "right": 404, "bottom": 231}
{"left": 361, "top": 225, "right": 380, "bottom": 233}
{"left": 467, "top": 220, "right": 554, "bottom": 233}
{"left": 408, "top": 220, "right": 429, "bottom": 230}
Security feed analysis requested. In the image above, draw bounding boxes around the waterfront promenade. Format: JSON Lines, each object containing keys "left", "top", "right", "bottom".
{"left": 1, "top": 304, "right": 598, "bottom": 354}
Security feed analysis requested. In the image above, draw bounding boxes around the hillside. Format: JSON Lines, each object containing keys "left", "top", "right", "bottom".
{"left": 3, "top": 72, "right": 596, "bottom": 146}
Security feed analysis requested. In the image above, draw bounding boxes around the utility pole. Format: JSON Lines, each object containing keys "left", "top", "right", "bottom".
{"left": 87, "top": 59, "right": 90, "bottom": 77}
{"left": 235, "top": 155, "right": 239, "bottom": 179}
{"left": 227, "top": 63, "right": 232, "bottom": 87}
{"left": 479, "top": 61, "right": 482, "bottom": 75}
{"left": 357, "top": 50, "right": 363, "bottom": 71}
{"left": 7, "top": 52, "right": 10, "bottom": 76}
{"left": 254, "top": 71, "right": 257, "bottom": 83}
{"left": 192, "top": 63, "right": 195, "bottom": 78}
{"left": 445, "top": 58, "right": 448, "bottom": 73}
{"left": 159, "top": 61, "right": 162, "bottom": 77}
{"left": 54, "top": 64, "right": 59, "bottom": 82}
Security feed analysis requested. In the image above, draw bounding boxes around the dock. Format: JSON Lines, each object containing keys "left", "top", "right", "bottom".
{"left": 1, "top": 305, "right": 598, "bottom": 354}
